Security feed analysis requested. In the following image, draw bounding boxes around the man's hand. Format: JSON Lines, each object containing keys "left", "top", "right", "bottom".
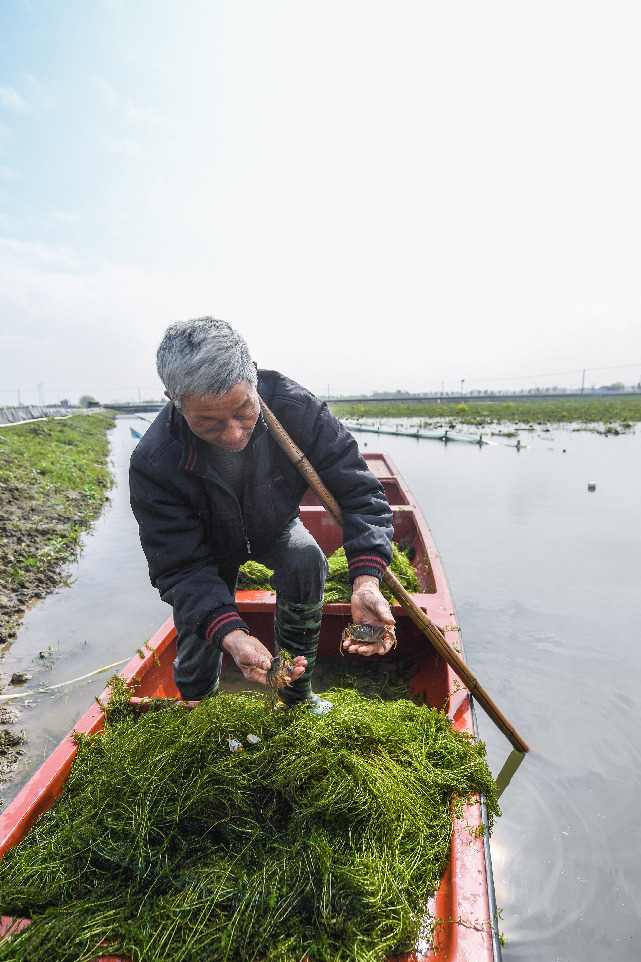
{"left": 221, "top": 629, "right": 307, "bottom": 685}
{"left": 344, "top": 575, "right": 396, "bottom": 656}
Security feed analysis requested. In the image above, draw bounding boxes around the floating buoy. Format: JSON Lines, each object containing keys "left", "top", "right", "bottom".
{"left": 587, "top": 482, "right": 596, "bottom": 491}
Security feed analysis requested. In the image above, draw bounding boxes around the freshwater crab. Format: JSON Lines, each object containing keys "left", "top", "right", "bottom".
{"left": 341, "top": 622, "right": 397, "bottom": 652}
{"left": 266, "top": 649, "right": 295, "bottom": 702}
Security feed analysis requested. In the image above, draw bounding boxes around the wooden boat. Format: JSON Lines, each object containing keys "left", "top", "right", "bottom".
{"left": 0, "top": 452, "right": 500, "bottom": 961}
{"left": 345, "top": 422, "right": 490, "bottom": 445}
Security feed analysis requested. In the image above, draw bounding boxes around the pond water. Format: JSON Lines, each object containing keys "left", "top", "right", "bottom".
{"left": 2, "top": 413, "right": 640, "bottom": 960}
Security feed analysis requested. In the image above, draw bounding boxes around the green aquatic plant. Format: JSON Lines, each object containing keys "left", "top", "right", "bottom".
{"left": 323, "top": 544, "right": 420, "bottom": 605}
{"left": 0, "top": 678, "right": 498, "bottom": 962}
{"left": 236, "top": 559, "right": 277, "bottom": 590}
{"left": 237, "top": 543, "right": 419, "bottom": 604}
{"left": 331, "top": 395, "right": 641, "bottom": 426}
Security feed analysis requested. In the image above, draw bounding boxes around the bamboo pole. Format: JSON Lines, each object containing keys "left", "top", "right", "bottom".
{"left": 259, "top": 397, "right": 529, "bottom": 754}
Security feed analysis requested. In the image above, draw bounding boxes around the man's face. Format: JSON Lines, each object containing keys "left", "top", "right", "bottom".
{"left": 178, "top": 381, "right": 260, "bottom": 451}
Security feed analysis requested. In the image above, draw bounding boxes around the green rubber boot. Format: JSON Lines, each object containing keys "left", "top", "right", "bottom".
{"left": 274, "top": 598, "right": 332, "bottom": 716}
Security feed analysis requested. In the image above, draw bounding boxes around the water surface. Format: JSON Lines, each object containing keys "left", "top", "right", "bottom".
{"left": 366, "top": 423, "right": 641, "bottom": 960}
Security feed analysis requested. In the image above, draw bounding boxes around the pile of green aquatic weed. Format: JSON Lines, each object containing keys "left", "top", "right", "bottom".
{"left": 324, "top": 544, "right": 419, "bottom": 604}
{"left": 237, "top": 543, "right": 419, "bottom": 603}
{"left": 236, "top": 558, "right": 278, "bottom": 590}
{"left": 0, "top": 678, "right": 499, "bottom": 962}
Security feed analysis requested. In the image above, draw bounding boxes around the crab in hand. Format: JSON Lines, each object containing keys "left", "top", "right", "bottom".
{"left": 341, "top": 622, "right": 397, "bottom": 655}
{"left": 266, "top": 649, "right": 296, "bottom": 701}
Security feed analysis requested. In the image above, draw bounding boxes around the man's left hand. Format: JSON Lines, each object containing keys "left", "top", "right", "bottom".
{"left": 344, "top": 575, "right": 396, "bottom": 656}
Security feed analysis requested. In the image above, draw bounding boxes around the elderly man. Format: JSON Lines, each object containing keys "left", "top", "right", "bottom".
{"left": 130, "top": 318, "right": 395, "bottom": 714}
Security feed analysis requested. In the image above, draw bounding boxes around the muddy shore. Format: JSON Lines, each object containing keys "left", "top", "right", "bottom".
{"left": 0, "top": 488, "right": 105, "bottom": 648}
{"left": 0, "top": 413, "right": 115, "bottom": 796}
{"left": 0, "top": 487, "right": 99, "bottom": 786}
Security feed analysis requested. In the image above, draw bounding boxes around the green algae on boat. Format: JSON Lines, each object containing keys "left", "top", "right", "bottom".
{"left": 0, "top": 678, "right": 499, "bottom": 962}
{"left": 237, "top": 543, "right": 420, "bottom": 604}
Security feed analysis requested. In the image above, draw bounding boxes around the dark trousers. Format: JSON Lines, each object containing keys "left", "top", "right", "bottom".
{"left": 173, "top": 519, "right": 329, "bottom": 699}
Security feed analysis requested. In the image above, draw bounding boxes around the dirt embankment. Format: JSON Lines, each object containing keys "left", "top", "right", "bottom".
{"left": 0, "top": 413, "right": 115, "bottom": 797}
{"left": 0, "top": 486, "right": 102, "bottom": 645}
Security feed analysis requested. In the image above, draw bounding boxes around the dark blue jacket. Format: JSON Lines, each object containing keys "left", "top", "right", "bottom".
{"left": 129, "top": 370, "right": 393, "bottom": 647}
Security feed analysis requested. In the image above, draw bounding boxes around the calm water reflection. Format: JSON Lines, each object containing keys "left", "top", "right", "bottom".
{"left": 376, "top": 423, "right": 641, "bottom": 961}
{"left": 3, "top": 415, "right": 640, "bottom": 960}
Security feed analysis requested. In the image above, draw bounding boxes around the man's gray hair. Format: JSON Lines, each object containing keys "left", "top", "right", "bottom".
{"left": 156, "top": 317, "right": 258, "bottom": 408}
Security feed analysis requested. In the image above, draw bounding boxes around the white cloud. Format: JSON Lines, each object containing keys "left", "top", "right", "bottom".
{"left": 49, "top": 209, "right": 82, "bottom": 225}
{"left": 0, "top": 164, "right": 18, "bottom": 181}
{"left": 22, "top": 73, "right": 55, "bottom": 109}
{"left": 100, "top": 131, "right": 140, "bottom": 156}
{"left": 94, "top": 76, "right": 119, "bottom": 106}
{"left": 124, "top": 102, "right": 178, "bottom": 127}
{"left": 0, "top": 237, "right": 81, "bottom": 273}
{"left": 0, "top": 85, "right": 28, "bottom": 112}
{"left": 0, "top": 75, "right": 53, "bottom": 115}
{"left": 94, "top": 75, "right": 178, "bottom": 129}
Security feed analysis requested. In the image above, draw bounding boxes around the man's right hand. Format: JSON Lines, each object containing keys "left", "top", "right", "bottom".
{"left": 221, "top": 629, "right": 307, "bottom": 685}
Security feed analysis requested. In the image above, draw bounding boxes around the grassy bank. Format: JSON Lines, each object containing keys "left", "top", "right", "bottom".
{"left": 0, "top": 413, "right": 116, "bottom": 654}
{"left": 330, "top": 395, "right": 641, "bottom": 428}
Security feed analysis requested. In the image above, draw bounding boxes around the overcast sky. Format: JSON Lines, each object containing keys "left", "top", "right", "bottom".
{"left": 1, "top": 0, "right": 640, "bottom": 405}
